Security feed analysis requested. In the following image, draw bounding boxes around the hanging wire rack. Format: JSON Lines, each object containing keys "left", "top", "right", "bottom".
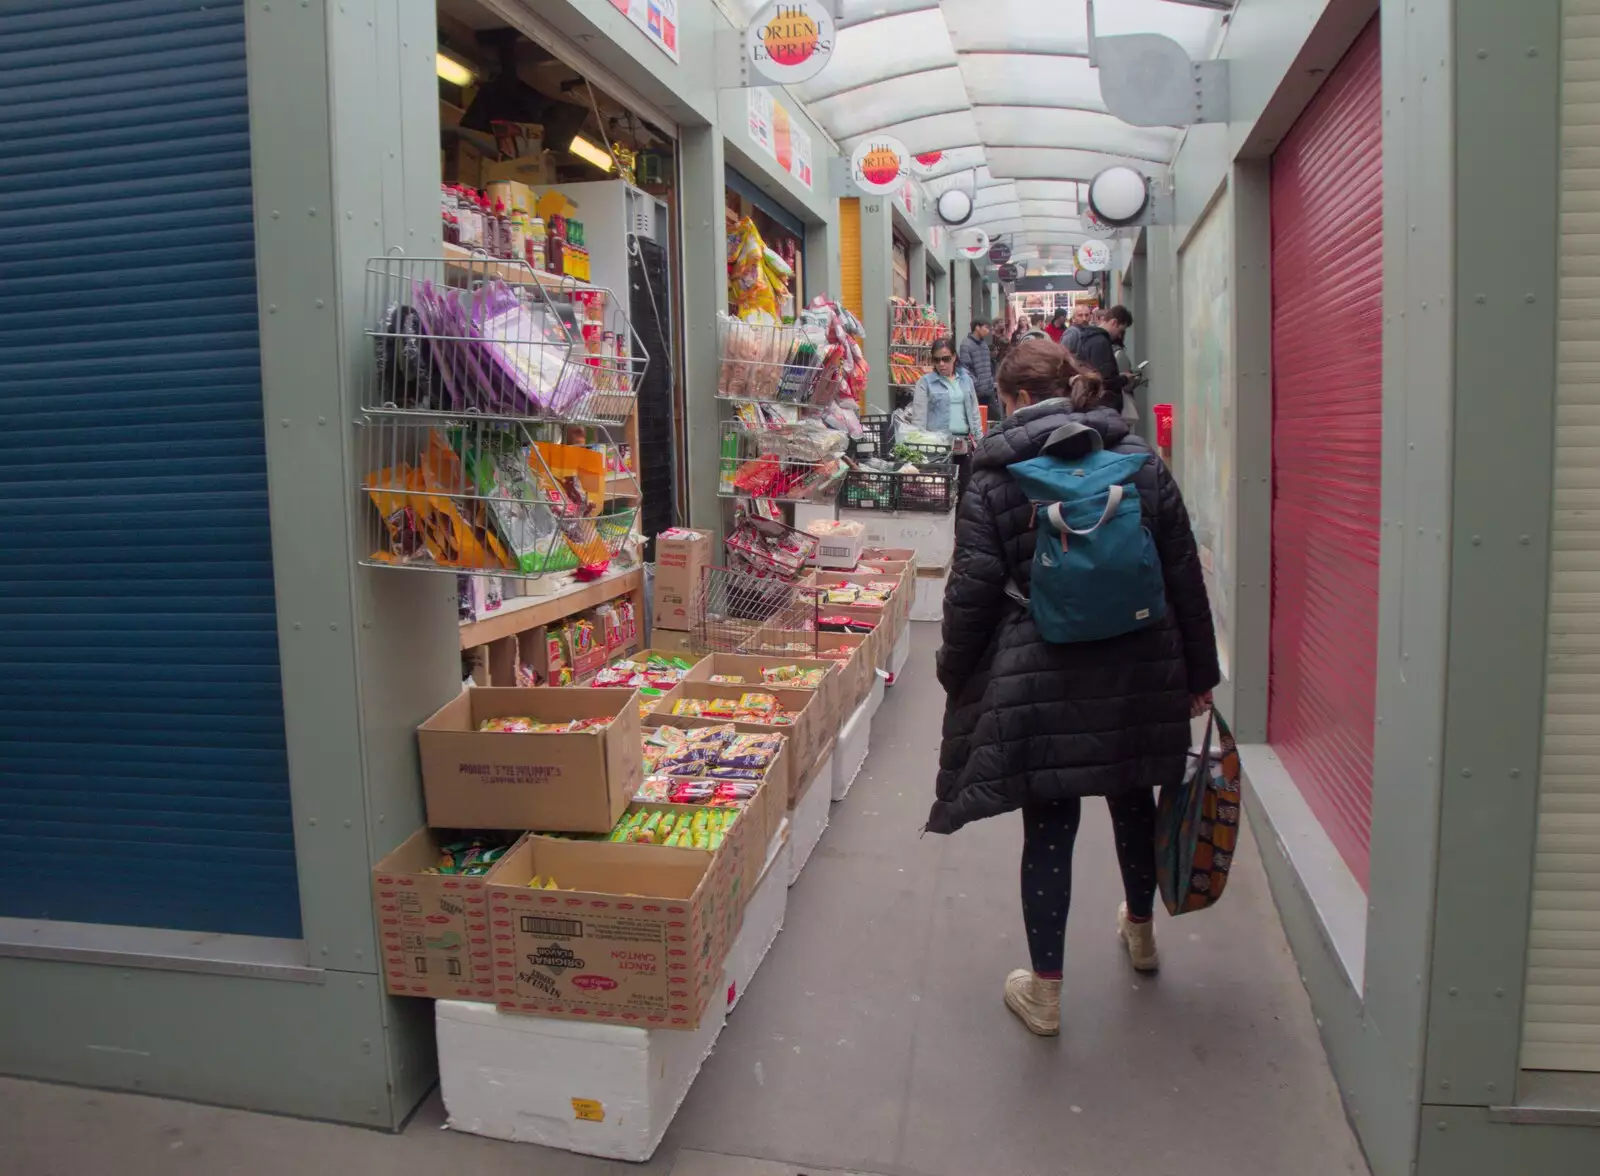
{"left": 692, "top": 565, "right": 821, "bottom": 655}
{"left": 716, "top": 313, "right": 843, "bottom": 408}
{"left": 355, "top": 252, "right": 647, "bottom": 578}
{"left": 716, "top": 420, "right": 849, "bottom": 503}
{"left": 358, "top": 417, "right": 639, "bottom": 574}
{"left": 364, "top": 252, "right": 646, "bottom": 426}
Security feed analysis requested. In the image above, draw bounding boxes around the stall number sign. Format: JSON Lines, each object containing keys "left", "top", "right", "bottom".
{"left": 746, "top": 2, "right": 835, "bottom": 84}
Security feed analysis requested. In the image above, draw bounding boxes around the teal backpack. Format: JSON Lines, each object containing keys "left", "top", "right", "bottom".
{"left": 1006, "top": 423, "right": 1167, "bottom": 643}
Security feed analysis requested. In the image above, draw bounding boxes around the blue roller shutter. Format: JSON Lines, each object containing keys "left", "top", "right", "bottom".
{"left": 0, "top": 0, "right": 300, "bottom": 937}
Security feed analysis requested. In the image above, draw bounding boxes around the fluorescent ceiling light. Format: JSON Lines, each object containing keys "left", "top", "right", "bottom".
{"left": 435, "top": 49, "right": 475, "bottom": 87}
{"left": 568, "top": 134, "right": 616, "bottom": 173}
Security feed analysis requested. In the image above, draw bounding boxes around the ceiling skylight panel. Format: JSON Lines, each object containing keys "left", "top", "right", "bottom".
{"left": 810, "top": 65, "right": 969, "bottom": 141}
{"left": 958, "top": 53, "right": 1106, "bottom": 112}
{"left": 793, "top": 8, "right": 955, "bottom": 102}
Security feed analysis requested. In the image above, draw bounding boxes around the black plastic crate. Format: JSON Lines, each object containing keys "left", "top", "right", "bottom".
{"left": 893, "top": 462, "right": 957, "bottom": 513}
{"left": 842, "top": 467, "right": 898, "bottom": 511}
{"left": 853, "top": 413, "right": 892, "bottom": 461}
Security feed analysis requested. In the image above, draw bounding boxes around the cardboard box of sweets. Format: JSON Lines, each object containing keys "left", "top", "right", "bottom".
{"left": 373, "top": 828, "right": 507, "bottom": 1001}
{"left": 653, "top": 528, "right": 713, "bottom": 631}
{"left": 646, "top": 718, "right": 813, "bottom": 811}
{"left": 648, "top": 681, "right": 821, "bottom": 788}
{"left": 807, "top": 570, "right": 907, "bottom": 634}
{"left": 752, "top": 624, "right": 880, "bottom": 710}
{"left": 684, "top": 652, "right": 842, "bottom": 738}
{"left": 417, "top": 687, "right": 642, "bottom": 831}
{"left": 640, "top": 724, "right": 790, "bottom": 861}
{"left": 649, "top": 691, "right": 825, "bottom": 809}
{"left": 486, "top": 834, "right": 738, "bottom": 1029}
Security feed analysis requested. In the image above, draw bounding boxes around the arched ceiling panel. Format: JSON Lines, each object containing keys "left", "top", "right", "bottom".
{"left": 792, "top": 8, "right": 955, "bottom": 102}
{"left": 733, "top": 0, "right": 1227, "bottom": 263}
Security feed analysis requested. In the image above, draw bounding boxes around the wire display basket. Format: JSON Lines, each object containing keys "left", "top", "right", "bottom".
{"left": 724, "top": 511, "right": 820, "bottom": 580}
{"left": 716, "top": 313, "right": 841, "bottom": 407}
{"left": 716, "top": 422, "right": 849, "bottom": 503}
{"left": 692, "top": 565, "right": 821, "bottom": 654}
{"left": 364, "top": 252, "right": 645, "bottom": 427}
{"left": 889, "top": 299, "right": 945, "bottom": 349}
{"left": 358, "top": 416, "right": 639, "bottom": 576}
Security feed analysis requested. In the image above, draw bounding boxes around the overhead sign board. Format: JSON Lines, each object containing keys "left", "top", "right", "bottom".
{"left": 849, "top": 136, "right": 909, "bottom": 196}
{"left": 988, "top": 242, "right": 1012, "bottom": 265}
{"left": 746, "top": 2, "right": 835, "bottom": 85}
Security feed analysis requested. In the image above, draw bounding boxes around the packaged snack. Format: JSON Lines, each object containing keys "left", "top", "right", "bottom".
{"left": 478, "top": 716, "right": 538, "bottom": 733}
{"left": 720, "top": 732, "right": 782, "bottom": 769}
{"left": 761, "top": 664, "right": 825, "bottom": 689}
{"left": 703, "top": 697, "right": 744, "bottom": 719}
{"left": 671, "top": 698, "right": 708, "bottom": 717}
{"left": 825, "top": 588, "right": 858, "bottom": 605}
{"left": 707, "top": 674, "right": 746, "bottom": 685}
{"left": 736, "top": 692, "right": 779, "bottom": 720}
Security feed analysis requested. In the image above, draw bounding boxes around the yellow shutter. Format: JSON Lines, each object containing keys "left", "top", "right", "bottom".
{"left": 838, "top": 197, "right": 862, "bottom": 321}
{"left": 1524, "top": 0, "right": 1600, "bottom": 1073}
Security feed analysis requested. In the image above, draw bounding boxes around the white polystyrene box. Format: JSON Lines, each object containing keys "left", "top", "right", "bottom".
{"left": 788, "top": 753, "right": 832, "bottom": 885}
{"left": 724, "top": 835, "right": 790, "bottom": 1013}
{"left": 865, "top": 670, "right": 887, "bottom": 721}
{"left": 437, "top": 996, "right": 724, "bottom": 1162}
{"left": 883, "top": 624, "right": 911, "bottom": 683}
{"left": 838, "top": 507, "right": 956, "bottom": 570}
{"left": 910, "top": 570, "right": 948, "bottom": 622}
{"left": 833, "top": 694, "right": 872, "bottom": 802}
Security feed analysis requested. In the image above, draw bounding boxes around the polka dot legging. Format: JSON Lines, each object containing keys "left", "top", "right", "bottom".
{"left": 1020, "top": 792, "right": 1158, "bottom": 979}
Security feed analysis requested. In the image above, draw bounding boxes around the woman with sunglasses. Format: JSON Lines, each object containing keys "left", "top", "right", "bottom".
{"left": 907, "top": 337, "right": 983, "bottom": 499}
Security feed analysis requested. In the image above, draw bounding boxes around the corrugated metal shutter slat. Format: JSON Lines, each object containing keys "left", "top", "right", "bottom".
{"left": 1524, "top": 0, "right": 1600, "bottom": 1073}
{"left": 0, "top": 0, "right": 300, "bottom": 938}
{"left": 1267, "top": 18, "right": 1383, "bottom": 889}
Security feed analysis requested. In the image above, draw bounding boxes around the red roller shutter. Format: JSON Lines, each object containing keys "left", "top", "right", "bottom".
{"left": 1268, "top": 17, "right": 1382, "bottom": 889}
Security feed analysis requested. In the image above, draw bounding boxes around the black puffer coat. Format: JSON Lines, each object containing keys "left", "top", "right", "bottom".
{"left": 927, "top": 402, "right": 1220, "bottom": 834}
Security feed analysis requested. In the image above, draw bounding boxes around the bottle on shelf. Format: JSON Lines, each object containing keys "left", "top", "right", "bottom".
{"left": 526, "top": 214, "right": 547, "bottom": 271}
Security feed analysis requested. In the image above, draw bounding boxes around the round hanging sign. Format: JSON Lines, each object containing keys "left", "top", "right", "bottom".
{"left": 1076, "top": 240, "right": 1112, "bottom": 272}
{"left": 998, "top": 263, "right": 1019, "bottom": 282}
{"left": 1081, "top": 205, "right": 1118, "bottom": 240}
{"left": 911, "top": 150, "right": 944, "bottom": 176}
{"left": 745, "top": 2, "right": 836, "bottom": 85}
{"left": 849, "top": 135, "right": 910, "bottom": 196}
{"left": 956, "top": 228, "right": 990, "bottom": 259}
{"left": 988, "top": 241, "right": 1012, "bottom": 265}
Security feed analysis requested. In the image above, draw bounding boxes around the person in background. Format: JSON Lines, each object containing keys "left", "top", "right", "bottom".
{"left": 1112, "top": 320, "right": 1145, "bottom": 430}
{"left": 908, "top": 337, "right": 982, "bottom": 499}
{"left": 1071, "top": 304, "right": 1131, "bottom": 411}
{"left": 1019, "top": 314, "right": 1049, "bottom": 342}
{"left": 958, "top": 318, "right": 997, "bottom": 422}
{"left": 927, "top": 338, "right": 1219, "bottom": 1037}
{"left": 1061, "top": 301, "right": 1094, "bottom": 355}
{"left": 1044, "top": 308, "right": 1068, "bottom": 344}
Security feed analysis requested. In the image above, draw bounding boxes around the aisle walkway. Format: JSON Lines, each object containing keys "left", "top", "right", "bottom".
{"left": 0, "top": 625, "right": 1369, "bottom": 1176}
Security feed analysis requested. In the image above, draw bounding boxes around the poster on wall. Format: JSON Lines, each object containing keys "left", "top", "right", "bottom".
{"left": 609, "top": 0, "right": 678, "bottom": 62}
{"left": 747, "top": 89, "right": 814, "bottom": 191}
{"left": 1178, "top": 188, "right": 1234, "bottom": 680}
{"left": 745, "top": 1, "right": 835, "bottom": 85}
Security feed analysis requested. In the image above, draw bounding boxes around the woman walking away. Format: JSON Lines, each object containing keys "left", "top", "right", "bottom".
{"left": 907, "top": 337, "right": 982, "bottom": 500}
{"left": 926, "top": 338, "right": 1219, "bottom": 1037}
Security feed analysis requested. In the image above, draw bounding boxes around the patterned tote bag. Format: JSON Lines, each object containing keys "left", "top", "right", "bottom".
{"left": 1156, "top": 708, "right": 1243, "bottom": 915}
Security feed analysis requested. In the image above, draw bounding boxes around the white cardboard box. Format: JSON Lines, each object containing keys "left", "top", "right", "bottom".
{"left": 724, "top": 834, "right": 791, "bottom": 1013}
{"left": 791, "top": 501, "right": 838, "bottom": 533}
{"left": 788, "top": 753, "right": 832, "bottom": 886}
{"left": 911, "top": 570, "right": 948, "bottom": 622}
{"left": 437, "top": 996, "right": 724, "bottom": 1162}
{"left": 839, "top": 506, "right": 956, "bottom": 569}
{"left": 833, "top": 694, "right": 872, "bottom": 802}
{"left": 883, "top": 623, "right": 911, "bottom": 683}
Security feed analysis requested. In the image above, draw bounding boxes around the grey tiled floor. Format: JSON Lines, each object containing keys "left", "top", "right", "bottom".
{"left": 0, "top": 625, "right": 1369, "bottom": 1176}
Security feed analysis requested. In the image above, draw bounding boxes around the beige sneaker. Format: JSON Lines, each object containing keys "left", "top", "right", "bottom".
{"left": 1118, "top": 903, "right": 1160, "bottom": 972}
{"left": 1003, "top": 969, "right": 1062, "bottom": 1036}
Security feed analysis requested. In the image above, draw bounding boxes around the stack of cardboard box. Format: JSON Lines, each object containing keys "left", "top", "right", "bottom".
{"left": 650, "top": 529, "right": 712, "bottom": 653}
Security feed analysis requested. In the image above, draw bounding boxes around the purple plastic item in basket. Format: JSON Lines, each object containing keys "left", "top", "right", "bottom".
{"left": 409, "top": 278, "right": 575, "bottom": 416}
